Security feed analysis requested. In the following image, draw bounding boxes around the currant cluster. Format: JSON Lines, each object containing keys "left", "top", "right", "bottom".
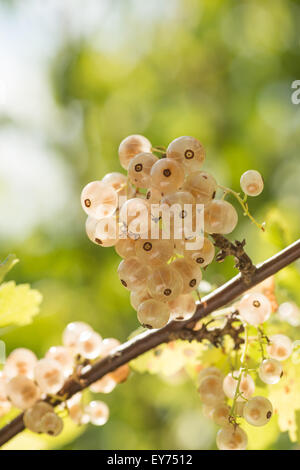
{"left": 0, "top": 322, "right": 129, "bottom": 436}
{"left": 197, "top": 290, "right": 294, "bottom": 450}
{"left": 81, "top": 135, "right": 264, "bottom": 329}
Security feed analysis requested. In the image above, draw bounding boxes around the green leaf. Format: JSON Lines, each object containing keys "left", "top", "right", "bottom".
{"left": 0, "top": 255, "right": 19, "bottom": 283}
{"left": 0, "top": 281, "right": 42, "bottom": 328}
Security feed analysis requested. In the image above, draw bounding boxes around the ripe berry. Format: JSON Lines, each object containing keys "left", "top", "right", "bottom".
{"left": 216, "top": 425, "right": 248, "bottom": 450}
{"left": 204, "top": 200, "right": 238, "bottom": 234}
{"left": 240, "top": 170, "right": 264, "bottom": 197}
{"left": 172, "top": 258, "right": 202, "bottom": 294}
{"left": 166, "top": 136, "right": 205, "bottom": 173}
{"left": 85, "top": 400, "right": 109, "bottom": 426}
{"left": 128, "top": 152, "right": 158, "bottom": 188}
{"left": 118, "top": 135, "right": 152, "bottom": 170}
{"left": 238, "top": 292, "right": 272, "bottom": 325}
{"left": 117, "top": 257, "right": 150, "bottom": 291}
{"left": 81, "top": 181, "right": 118, "bottom": 219}
{"left": 137, "top": 299, "right": 170, "bottom": 329}
{"left": 258, "top": 359, "right": 283, "bottom": 384}
{"left": 266, "top": 334, "right": 293, "bottom": 361}
{"left": 6, "top": 376, "right": 40, "bottom": 410}
{"left": 243, "top": 396, "right": 273, "bottom": 427}
{"left": 168, "top": 293, "right": 196, "bottom": 321}
{"left": 150, "top": 158, "right": 185, "bottom": 194}
{"left": 34, "top": 358, "right": 65, "bottom": 394}
{"left": 147, "top": 265, "right": 183, "bottom": 302}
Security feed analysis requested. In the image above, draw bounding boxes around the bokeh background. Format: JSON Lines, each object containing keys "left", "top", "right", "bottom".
{"left": 0, "top": 0, "right": 300, "bottom": 450}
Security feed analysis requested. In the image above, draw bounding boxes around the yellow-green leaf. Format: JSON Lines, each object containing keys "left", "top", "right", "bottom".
{"left": 0, "top": 255, "right": 19, "bottom": 283}
{"left": 0, "top": 281, "right": 42, "bottom": 327}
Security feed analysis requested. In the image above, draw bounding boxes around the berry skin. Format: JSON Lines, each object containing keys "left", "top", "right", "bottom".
{"left": 258, "top": 359, "right": 283, "bottom": 385}
{"left": 130, "top": 289, "right": 152, "bottom": 311}
{"left": 128, "top": 152, "right": 158, "bottom": 188}
{"left": 62, "top": 322, "right": 93, "bottom": 348}
{"left": 185, "top": 237, "right": 215, "bottom": 268}
{"left": 238, "top": 292, "right": 272, "bottom": 326}
{"left": 85, "top": 400, "right": 109, "bottom": 426}
{"left": 161, "top": 191, "right": 195, "bottom": 210}
{"left": 99, "top": 338, "right": 121, "bottom": 357}
{"left": 115, "top": 238, "right": 137, "bottom": 259}
{"left": 198, "top": 367, "right": 223, "bottom": 385}
{"left": 216, "top": 425, "right": 248, "bottom": 450}
{"left": 85, "top": 216, "right": 99, "bottom": 245}
{"left": 184, "top": 171, "right": 217, "bottom": 205}
{"left": 243, "top": 396, "right": 273, "bottom": 427}
{"left": 147, "top": 265, "right": 183, "bottom": 302}
{"left": 204, "top": 200, "right": 238, "bottom": 234}
{"left": 102, "top": 172, "right": 134, "bottom": 200}
{"left": 6, "top": 376, "right": 40, "bottom": 410}
{"left": 118, "top": 135, "right": 152, "bottom": 170}
{"left": 40, "top": 412, "right": 64, "bottom": 436}
{"left": 212, "top": 403, "right": 230, "bottom": 427}
{"left": 223, "top": 371, "right": 255, "bottom": 400}
{"left": 68, "top": 395, "right": 90, "bottom": 425}
{"left": 172, "top": 258, "right": 202, "bottom": 294}
{"left": 135, "top": 238, "right": 174, "bottom": 267}
{"left": 90, "top": 375, "right": 116, "bottom": 394}
{"left": 166, "top": 136, "right": 205, "bottom": 173}
{"left": 240, "top": 170, "right": 264, "bottom": 197}
{"left": 109, "top": 364, "right": 130, "bottom": 384}
{"left": 119, "top": 198, "right": 151, "bottom": 239}
{"left": 137, "top": 299, "right": 170, "bottom": 329}
{"left": 81, "top": 181, "right": 118, "bottom": 219}
{"left": 76, "top": 330, "right": 103, "bottom": 360}
{"left": 45, "top": 346, "right": 74, "bottom": 378}
{"left": 4, "top": 348, "right": 37, "bottom": 380}
{"left": 146, "top": 187, "right": 162, "bottom": 204}
{"left": 266, "top": 334, "right": 293, "bottom": 361}
{"left": 198, "top": 375, "right": 225, "bottom": 405}
{"left": 278, "top": 302, "right": 300, "bottom": 327}
{"left": 24, "top": 401, "right": 54, "bottom": 433}
{"left": 150, "top": 158, "right": 185, "bottom": 194}
{"left": 168, "top": 293, "right": 196, "bottom": 321}
{"left": 34, "top": 358, "right": 65, "bottom": 395}
{"left": 117, "top": 256, "right": 150, "bottom": 291}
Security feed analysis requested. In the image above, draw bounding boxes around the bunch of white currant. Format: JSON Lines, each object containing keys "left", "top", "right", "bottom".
{"left": 198, "top": 286, "right": 295, "bottom": 450}
{"left": 0, "top": 322, "right": 129, "bottom": 436}
{"left": 81, "top": 135, "right": 264, "bottom": 329}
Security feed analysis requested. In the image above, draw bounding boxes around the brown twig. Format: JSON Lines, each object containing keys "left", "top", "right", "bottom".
{"left": 0, "top": 239, "right": 299, "bottom": 447}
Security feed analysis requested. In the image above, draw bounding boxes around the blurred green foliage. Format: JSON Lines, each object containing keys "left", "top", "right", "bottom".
{"left": 0, "top": 0, "right": 300, "bottom": 450}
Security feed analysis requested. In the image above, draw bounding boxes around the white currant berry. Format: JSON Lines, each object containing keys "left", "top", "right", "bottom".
{"left": 238, "top": 292, "right": 272, "bottom": 325}
{"left": 266, "top": 334, "right": 293, "bottom": 361}
{"left": 216, "top": 425, "right": 248, "bottom": 450}
{"left": 24, "top": 401, "right": 54, "bottom": 433}
{"left": 212, "top": 403, "right": 230, "bottom": 427}
{"left": 3, "top": 348, "right": 37, "bottom": 380}
{"left": 172, "top": 258, "right": 202, "bottom": 294}
{"left": 118, "top": 135, "right": 152, "bottom": 170}
{"left": 115, "top": 238, "right": 137, "bottom": 259}
{"left": 240, "top": 170, "right": 264, "bottom": 197}
{"left": 40, "top": 411, "right": 64, "bottom": 436}
{"left": 135, "top": 238, "right": 174, "bottom": 267}
{"left": 198, "top": 367, "right": 223, "bottom": 385}
{"left": 243, "top": 396, "right": 273, "bottom": 427}
{"left": 102, "top": 172, "right": 134, "bottom": 200}
{"left": 99, "top": 338, "right": 121, "bottom": 357}
{"left": 168, "top": 293, "right": 196, "bottom": 321}
{"left": 204, "top": 200, "right": 238, "bottom": 234}
{"left": 81, "top": 181, "right": 118, "bottom": 219}
{"left": 109, "top": 364, "right": 130, "bottom": 384}
{"left": 150, "top": 158, "right": 185, "bottom": 194}
{"left": 137, "top": 299, "right": 170, "bottom": 329}
{"left": 76, "top": 330, "right": 103, "bottom": 360}
{"left": 258, "top": 359, "right": 283, "bottom": 384}
{"left": 145, "top": 187, "right": 162, "bottom": 204}
{"left": 85, "top": 400, "right": 109, "bottom": 426}
{"left": 278, "top": 302, "right": 300, "bottom": 327}
{"left": 184, "top": 171, "right": 217, "bottom": 205}
{"left": 119, "top": 198, "right": 151, "bottom": 239}
{"left": 6, "top": 376, "right": 40, "bottom": 410}
{"left": 34, "top": 358, "right": 65, "bottom": 394}
{"left": 198, "top": 375, "right": 225, "bottom": 405}
{"left": 62, "top": 322, "right": 93, "bottom": 348}
{"left": 93, "top": 216, "right": 119, "bottom": 247}
{"left": 89, "top": 375, "right": 117, "bottom": 394}
{"left": 130, "top": 289, "right": 152, "bottom": 311}
{"left": 223, "top": 371, "right": 255, "bottom": 400}
{"left": 117, "top": 256, "right": 150, "bottom": 291}
{"left": 147, "top": 265, "right": 183, "bottom": 302}
{"left": 128, "top": 152, "right": 158, "bottom": 188}
{"left": 185, "top": 237, "right": 215, "bottom": 268}
{"left": 166, "top": 136, "right": 205, "bottom": 172}
{"left": 45, "top": 346, "right": 74, "bottom": 378}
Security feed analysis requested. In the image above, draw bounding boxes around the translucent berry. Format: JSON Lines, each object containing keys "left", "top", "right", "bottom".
{"left": 145, "top": 187, "right": 162, "bottom": 204}
{"left": 150, "top": 158, "right": 185, "bottom": 195}
{"left": 45, "top": 346, "right": 74, "bottom": 378}
{"left": 135, "top": 238, "right": 174, "bottom": 266}
{"left": 81, "top": 181, "right": 118, "bottom": 219}
{"left": 99, "top": 338, "right": 121, "bottom": 357}
{"left": 166, "top": 136, "right": 205, "bottom": 173}
{"left": 240, "top": 170, "right": 264, "bottom": 197}
{"left": 90, "top": 375, "right": 116, "bottom": 394}
{"left": 40, "top": 411, "right": 64, "bottom": 436}
{"left": 4, "top": 348, "right": 37, "bottom": 380}
{"left": 258, "top": 359, "right": 283, "bottom": 384}
{"left": 204, "top": 200, "right": 238, "bottom": 234}
{"left": 76, "top": 330, "right": 103, "bottom": 360}
{"left": 85, "top": 400, "right": 109, "bottom": 426}
{"left": 130, "top": 289, "right": 152, "bottom": 311}
{"left": 128, "top": 152, "right": 158, "bottom": 188}
{"left": 198, "top": 375, "right": 225, "bottom": 405}
{"left": 198, "top": 367, "right": 223, "bottom": 385}
{"left": 168, "top": 293, "right": 196, "bottom": 321}
{"left": 109, "top": 364, "right": 130, "bottom": 383}
{"left": 115, "top": 238, "right": 137, "bottom": 259}
{"left": 62, "top": 322, "right": 93, "bottom": 348}
{"left": 216, "top": 425, "right": 248, "bottom": 450}
{"left": 243, "top": 396, "right": 273, "bottom": 427}
{"left": 147, "top": 265, "right": 183, "bottom": 302}
{"left": 24, "top": 401, "right": 54, "bottom": 433}
{"left": 278, "top": 302, "right": 300, "bottom": 327}
{"left": 93, "top": 215, "right": 119, "bottom": 247}
{"left": 212, "top": 403, "right": 230, "bottom": 427}
{"left": 118, "top": 135, "right": 152, "bottom": 170}
{"left": 223, "top": 371, "right": 255, "bottom": 400}
{"left": 137, "top": 299, "right": 170, "bottom": 329}
{"left": 185, "top": 237, "right": 215, "bottom": 267}
{"left": 184, "top": 171, "right": 217, "bottom": 205}
{"left": 238, "top": 293, "right": 272, "bottom": 325}
{"left": 172, "top": 258, "right": 202, "bottom": 294}
{"left": 119, "top": 198, "right": 151, "bottom": 239}
{"left": 117, "top": 257, "right": 150, "bottom": 291}
{"left": 6, "top": 376, "right": 40, "bottom": 410}
{"left": 102, "top": 172, "right": 134, "bottom": 199}
{"left": 34, "top": 358, "right": 65, "bottom": 394}
{"left": 266, "top": 334, "right": 293, "bottom": 361}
